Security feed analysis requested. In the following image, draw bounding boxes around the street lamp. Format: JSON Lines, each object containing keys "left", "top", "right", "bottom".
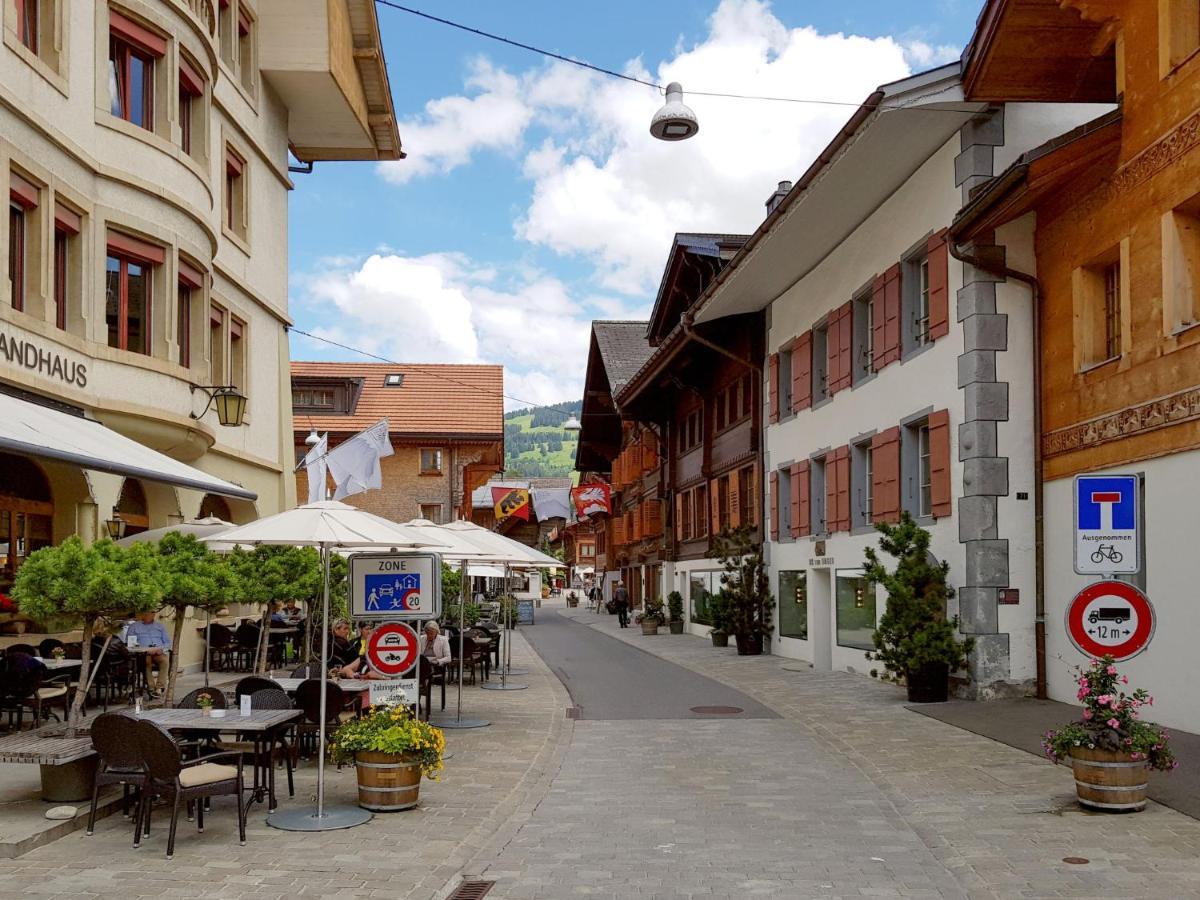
{"left": 305, "top": 429, "right": 321, "bottom": 447}
{"left": 105, "top": 506, "right": 126, "bottom": 540}
{"left": 562, "top": 415, "right": 582, "bottom": 432}
{"left": 650, "top": 82, "right": 699, "bottom": 142}
{"left": 189, "top": 384, "right": 248, "bottom": 427}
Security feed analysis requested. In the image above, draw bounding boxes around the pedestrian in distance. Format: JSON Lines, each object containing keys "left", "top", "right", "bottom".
{"left": 614, "top": 581, "right": 630, "bottom": 628}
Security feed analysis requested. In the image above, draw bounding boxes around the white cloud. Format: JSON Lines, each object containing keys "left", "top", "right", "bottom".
{"left": 901, "top": 39, "right": 961, "bottom": 68}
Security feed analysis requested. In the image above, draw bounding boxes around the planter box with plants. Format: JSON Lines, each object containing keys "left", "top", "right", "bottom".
{"left": 1042, "top": 655, "right": 1175, "bottom": 812}
{"left": 863, "top": 514, "right": 972, "bottom": 703}
{"left": 713, "top": 527, "right": 774, "bottom": 656}
{"left": 330, "top": 704, "right": 446, "bottom": 812}
{"left": 635, "top": 597, "right": 665, "bottom": 635}
{"left": 666, "top": 591, "right": 684, "bottom": 634}
{"left": 706, "top": 589, "right": 731, "bottom": 647}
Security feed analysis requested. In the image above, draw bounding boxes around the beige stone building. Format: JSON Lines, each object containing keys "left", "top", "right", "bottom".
{"left": 0, "top": 0, "right": 400, "bottom": 656}
{"left": 292, "top": 361, "right": 505, "bottom": 523}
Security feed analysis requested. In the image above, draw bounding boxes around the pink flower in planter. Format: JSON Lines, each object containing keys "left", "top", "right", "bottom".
{"left": 1121, "top": 676, "right": 1129, "bottom": 684}
{"left": 1082, "top": 709, "right": 1093, "bottom": 720}
{"left": 1107, "top": 718, "right": 1120, "bottom": 729}
{"left": 1107, "top": 665, "right": 1118, "bottom": 675}
{"left": 1097, "top": 694, "right": 1111, "bottom": 705}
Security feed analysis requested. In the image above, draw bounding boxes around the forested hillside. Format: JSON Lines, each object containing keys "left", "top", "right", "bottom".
{"left": 504, "top": 400, "right": 581, "bottom": 477}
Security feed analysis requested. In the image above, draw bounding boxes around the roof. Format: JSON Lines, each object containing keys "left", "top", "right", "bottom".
{"left": 647, "top": 233, "right": 749, "bottom": 342}
{"left": 290, "top": 361, "right": 503, "bottom": 438}
{"left": 591, "top": 322, "right": 655, "bottom": 396}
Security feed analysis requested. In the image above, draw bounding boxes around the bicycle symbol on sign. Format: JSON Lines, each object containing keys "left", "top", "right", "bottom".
{"left": 1090, "top": 544, "right": 1123, "bottom": 565}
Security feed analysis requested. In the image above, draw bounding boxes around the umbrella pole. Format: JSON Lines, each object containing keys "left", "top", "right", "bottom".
{"left": 481, "top": 563, "right": 526, "bottom": 692}
{"left": 316, "top": 541, "right": 331, "bottom": 817}
{"left": 431, "top": 559, "right": 489, "bottom": 729}
{"left": 204, "top": 611, "right": 211, "bottom": 689}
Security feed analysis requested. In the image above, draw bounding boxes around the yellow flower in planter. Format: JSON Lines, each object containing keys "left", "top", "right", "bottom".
{"left": 329, "top": 704, "right": 445, "bottom": 779}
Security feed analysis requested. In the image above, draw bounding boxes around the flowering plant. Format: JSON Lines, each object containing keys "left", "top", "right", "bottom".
{"left": 329, "top": 704, "right": 446, "bottom": 778}
{"left": 1041, "top": 655, "right": 1176, "bottom": 772}
{"left": 195, "top": 691, "right": 215, "bottom": 709}
{"left": 51, "top": 647, "right": 66, "bottom": 659}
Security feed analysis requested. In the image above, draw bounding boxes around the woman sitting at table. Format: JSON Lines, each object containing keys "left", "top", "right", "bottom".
{"left": 419, "top": 621, "right": 452, "bottom": 669}
{"left": 329, "top": 619, "right": 356, "bottom": 667}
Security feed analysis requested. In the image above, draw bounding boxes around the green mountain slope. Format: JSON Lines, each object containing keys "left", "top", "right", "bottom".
{"left": 504, "top": 400, "right": 581, "bottom": 478}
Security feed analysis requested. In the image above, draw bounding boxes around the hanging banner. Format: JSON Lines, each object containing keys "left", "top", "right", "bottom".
{"left": 571, "top": 481, "right": 612, "bottom": 518}
{"left": 493, "top": 486, "right": 531, "bottom": 522}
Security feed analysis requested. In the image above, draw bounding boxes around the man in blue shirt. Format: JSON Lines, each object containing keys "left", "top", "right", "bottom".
{"left": 124, "top": 611, "right": 172, "bottom": 696}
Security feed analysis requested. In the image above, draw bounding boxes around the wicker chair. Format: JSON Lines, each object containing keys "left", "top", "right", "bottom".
{"left": 176, "top": 688, "right": 229, "bottom": 752}
{"left": 86, "top": 712, "right": 148, "bottom": 845}
{"left": 234, "top": 676, "right": 281, "bottom": 702}
{"left": 204, "top": 623, "right": 236, "bottom": 672}
{"left": 134, "top": 719, "right": 246, "bottom": 859}
{"left": 290, "top": 661, "right": 322, "bottom": 679}
{"left": 0, "top": 651, "right": 68, "bottom": 729}
{"left": 295, "top": 679, "right": 352, "bottom": 759}
{"left": 232, "top": 623, "right": 260, "bottom": 671}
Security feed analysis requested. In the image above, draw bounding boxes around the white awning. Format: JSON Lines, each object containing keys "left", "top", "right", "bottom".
{"left": 0, "top": 392, "right": 257, "bottom": 501}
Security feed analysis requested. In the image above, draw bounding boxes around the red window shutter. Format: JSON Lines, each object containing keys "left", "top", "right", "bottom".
{"left": 710, "top": 478, "right": 721, "bottom": 536}
{"left": 747, "top": 463, "right": 758, "bottom": 526}
{"left": 768, "top": 353, "right": 779, "bottom": 423}
{"left": 792, "top": 331, "right": 812, "bottom": 411}
{"left": 180, "top": 56, "right": 205, "bottom": 96}
{"left": 927, "top": 229, "right": 950, "bottom": 340}
{"left": 769, "top": 471, "right": 780, "bottom": 540}
{"left": 110, "top": 9, "right": 167, "bottom": 57}
{"left": 883, "top": 263, "right": 902, "bottom": 366}
{"left": 834, "top": 302, "right": 854, "bottom": 392}
{"left": 871, "top": 427, "right": 901, "bottom": 524}
{"left": 833, "top": 446, "right": 851, "bottom": 531}
{"left": 647, "top": 500, "right": 662, "bottom": 536}
{"left": 870, "top": 274, "right": 887, "bottom": 372}
{"left": 179, "top": 259, "right": 204, "bottom": 289}
{"left": 675, "top": 492, "right": 684, "bottom": 541}
{"left": 928, "top": 408, "right": 953, "bottom": 518}
{"left": 613, "top": 516, "right": 625, "bottom": 546}
{"left": 729, "top": 474, "right": 741, "bottom": 529}
{"left": 793, "top": 461, "right": 811, "bottom": 537}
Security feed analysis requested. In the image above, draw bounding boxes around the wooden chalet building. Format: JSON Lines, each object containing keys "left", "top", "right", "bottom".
{"left": 613, "top": 233, "right": 764, "bottom": 634}
{"left": 574, "top": 321, "right": 654, "bottom": 605}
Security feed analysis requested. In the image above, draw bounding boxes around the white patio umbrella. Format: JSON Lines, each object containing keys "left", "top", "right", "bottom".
{"left": 115, "top": 516, "right": 234, "bottom": 546}
{"left": 205, "top": 501, "right": 446, "bottom": 832}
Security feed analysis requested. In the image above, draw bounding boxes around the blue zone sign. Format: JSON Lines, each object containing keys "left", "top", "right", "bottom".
{"left": 349, "top": 552, "right": 441, "bottom": 619}
{"left": 364, "top": 573, "right": 423, "bottom": 613}
{"left": 1074, "top": 474, "right": 1139, "bottom": 575}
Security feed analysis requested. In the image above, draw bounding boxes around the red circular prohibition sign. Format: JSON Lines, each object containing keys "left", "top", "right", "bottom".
{"left": 366, "top": 622, "right": 420, "bottom": 677}
{"left": 1065, "top": 580, "right": 1155, "bottom": 662}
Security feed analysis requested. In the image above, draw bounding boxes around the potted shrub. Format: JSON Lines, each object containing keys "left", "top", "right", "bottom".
{"left": 667, "top": 591, "right": 685, "bottom": 634}
{"left": 1042, "top": 655, "right": 1175, "bottom": 812}
{"left": 330, "top": 704, "right": 445, "bottom": 812}
{"left": 708, "top": 590, "right": 730, "bottom": 648}
{"left": 636, "top": 597, "right": 664, "bottom": 635}
{"left": 566, "top": 591, "right": 579, "bottom": 608}
{"left": 863, "top": 514, "right": 973, "bottom": 703}
{"left": 713, "top": 527, "right": 774, "bottom": 656}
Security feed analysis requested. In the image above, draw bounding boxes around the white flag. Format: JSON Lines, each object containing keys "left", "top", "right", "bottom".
{"left": 303, "top": 433, "right": 328, "bottom": 505}
{"left": 327, "top": 419, "right": 393, "bottom": 500}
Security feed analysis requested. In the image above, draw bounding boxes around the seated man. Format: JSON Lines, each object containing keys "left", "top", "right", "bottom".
{"left": 123, "top": 610, "right": 171, "bottom": 696}
{"left": 281, "top": 599, "right": 303, "bottom": 624}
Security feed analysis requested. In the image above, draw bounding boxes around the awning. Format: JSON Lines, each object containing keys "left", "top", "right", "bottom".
{"left": 0, "top": 392, "right": 258, "bottom": 501}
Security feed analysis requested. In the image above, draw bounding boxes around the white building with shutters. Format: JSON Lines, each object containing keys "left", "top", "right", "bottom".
{"left": 689, "top": 63, "right": 1103, "bottom": 697}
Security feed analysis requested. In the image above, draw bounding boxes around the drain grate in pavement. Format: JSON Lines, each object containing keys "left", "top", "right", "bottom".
{"left": 565, "top": 707, "right": 581, "bottom": 719}
{"left": 448, "top": 881, "right": 495, "bottom": 899}
{"left": 690, "top": 705, "right": 743, "bottom": 715}
{"left": 1062, "top": 857, "right": 1090, "bottom": 865}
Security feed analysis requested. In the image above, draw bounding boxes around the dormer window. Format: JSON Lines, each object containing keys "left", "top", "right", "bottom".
{"left": 384, "top": 373, "right": 403, "bottom": 386}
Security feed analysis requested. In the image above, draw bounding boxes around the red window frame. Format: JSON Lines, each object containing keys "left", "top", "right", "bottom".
{"left": 8, "top": 204, "right": 24, "bottom": 312}
{"left": 177, "top": 283, "right": 191, "bottom": 367}
{"left": 53, "top": 229, "right": 67, "bottom": 328}
{"left": 16, "top": 0, "right": 38, "bottom": 53}
{"left": 109, "top": 13, "right": 164, "bottom": 131}
{"left": 105, "top": 232, "right": 163, "bottom": 356}
{"left": 179, "top": 56, "right": 204, "bottom": 156}
{"left": 224, "top": 148, "right": 244, "bottom": 233}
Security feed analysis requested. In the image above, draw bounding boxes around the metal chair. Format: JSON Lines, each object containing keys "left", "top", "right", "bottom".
{"left": 204, "top": 623, "right": 236, "bottom": 672}
{"left": 134, "top": 719, "right": 246, "bottom": 859}
{"left": 234, "top": 676, "right": 281, "bottom": 702}
{"left": 86, "top": 712, "right": 148, "bottom": 845}
{"left": 295, "top": 679, "right": 351, "bottom": 759}
{"left": 233, "top": 623, "right": 260, "bottom": 671}
{"left": 290, "top": 661, "right": 322, "bottom": 678}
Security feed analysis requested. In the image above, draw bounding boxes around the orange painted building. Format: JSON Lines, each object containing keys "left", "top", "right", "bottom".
{"left": 954, "top": 0, "right": 1200, "bottom": 729}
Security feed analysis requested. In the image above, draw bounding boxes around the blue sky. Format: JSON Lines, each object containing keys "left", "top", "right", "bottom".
{"left": 288, "top": 0, "right": 980, "bottom": 409}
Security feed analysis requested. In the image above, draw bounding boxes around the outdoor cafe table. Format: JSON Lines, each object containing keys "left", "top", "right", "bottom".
{"left": 138, "top": 708, "right": 301, "bottom": 810}
{"left": 35, "top": 657, "right": 82, "bottom": 671}
{"left": 272, "top": 677, "right": 371, "bottom": 694}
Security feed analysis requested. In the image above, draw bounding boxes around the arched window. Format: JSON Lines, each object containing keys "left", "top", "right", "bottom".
{"left": 117, "top": 479, "right": 149, "bottom": 536}
{"left": 0, "top": 451, "right": 53, "bottom": 577}
{"left": 198, "top": 494, "right": 231, "bottom": 521}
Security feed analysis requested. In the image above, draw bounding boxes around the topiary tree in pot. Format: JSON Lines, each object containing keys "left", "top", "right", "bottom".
{"left": 667, "top": 590, "right": 684, "bottom": 634}
{"left": 713, "top": 526, "right": 774, "bottom": 656}
{"left": 707, "top": 589, "right": 731, "bottom": 647}
{"left": 13, "top": 538, "right": 161, "bottom": 733}
{"left": 863, "top": 513, "right": 974, "bottom": 702}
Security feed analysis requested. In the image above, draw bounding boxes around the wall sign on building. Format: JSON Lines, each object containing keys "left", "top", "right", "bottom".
{"left": 350, "top": 552, "right": 441, "bottom": 619}
{"left": 0, "top": 333, "right": 87, "bottom": 386}
{"left": 1073, "top": 474, "right": 1139, "bottom": 575}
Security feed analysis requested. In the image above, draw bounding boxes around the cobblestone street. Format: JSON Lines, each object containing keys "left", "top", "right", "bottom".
{"left": 5, "top": 603, "right": 1200, "bottom": 899}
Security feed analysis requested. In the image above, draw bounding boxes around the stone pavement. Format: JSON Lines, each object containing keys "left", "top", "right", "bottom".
{"left": 459, "top": 605, "right": 1200, "bottom": 899}
{"left": 0, "top": 630, "right": 572, "bottom": 900}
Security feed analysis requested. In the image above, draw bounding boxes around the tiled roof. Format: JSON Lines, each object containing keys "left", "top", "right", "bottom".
{"left": 592, "top": 322, "right": 653, "bottom": 396}
{"left": 290, "top": 361, "right": 504, "bottom": 437}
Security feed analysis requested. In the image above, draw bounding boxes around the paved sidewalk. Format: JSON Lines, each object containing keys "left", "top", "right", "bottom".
{"left": 469, "top": 605, "right": 1200, "bottom": 899}
{"left": 0, "top": 630, "right": 572, "bottom": 900}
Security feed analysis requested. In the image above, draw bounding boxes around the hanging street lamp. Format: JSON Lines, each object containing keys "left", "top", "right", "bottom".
{"left": 650, "top": 82, "right": 699, "bottom": 142}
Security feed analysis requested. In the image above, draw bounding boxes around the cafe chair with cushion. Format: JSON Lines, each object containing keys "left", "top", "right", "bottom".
{"left": 1, "top": 651, "right": 69, "bottom": 729}
{"left": 87, "top": 712, "right": 148, "bottom": 846}
{"left": 134, "top": 719, "right": 246, "bottom": 859}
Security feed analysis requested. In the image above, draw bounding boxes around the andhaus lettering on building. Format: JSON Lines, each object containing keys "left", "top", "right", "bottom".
{"left": 0, "top": 333, "right": 87, "bottom": 387}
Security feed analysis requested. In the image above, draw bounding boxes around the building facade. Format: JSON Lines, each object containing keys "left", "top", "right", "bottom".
{"left": 293, "top": 361, "right": 504, "bottom": 524}
{"left": 953, "top": 0, "right": 1200, "bottom": 729}
{"left": 692, "top": 64, "right": 1101, "bottom": 697}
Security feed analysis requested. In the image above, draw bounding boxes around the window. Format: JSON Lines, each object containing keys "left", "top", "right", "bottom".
{"left": 178, "top": 55, "right": 205, "bottom": 159}
{"left": 811, "top": 322, "right": 828, "bottom": 403}
{"left": 716, "top": 474, "right": 731, "bottom": 533}
{"left": 218, "top": 0, "right": 234, "bottom": 68}
{"left": 810, "top": 456, "right": 826, "bottom": 535}
{"left": 1163, "top": 200, "right": 1200, "bottom": 333}
{"left": 419, "top": 503, "right": 443, "bottom": 524}
{"left": 778, "top": 346, "right": 794, "bottom": 412}
{"left": 1074, "top": 245, "right": 1124, "bottom": 369}
{"left": 8, "top": 171, "right": 38, "bottom": 313}
{"left": 918, "top": 424, "right": 932, "bottom": 518}
{"left": 902, "top": 249, "right": 931, "bottom": 354}
{"left": 236, "top": 5, "right": 255, "bottom": 94}
{"left": 679, "top": 489, "right": 693, "bottom": 541}
{"left": 851, "top": 440, "right": 874, "bottom": 529}
{"left": 384, "top": 373, "right": 404, "bottom": 386}
{"left": 916, "top": 257, "right": 931, "bottom": 346}
{"left": 229, "top": 316, "right": 245, "bottom": 390}
{"left": 176, "top": 284, "right": 191, "bottom": 367}
{"left": 420, "top": 448, "right": 443, "bottom": 474}
{"left": 779, "top": 570, "right": 807, "bottom": 640}
{"left": 688, "top": 570, "right": 722, "bottom": 625}
{"left": 51, "top": 204, "right": 80, "bottom": 332}
{"left": 776, "top": 466, "right": 792, "bottom": 539}
{"left": 210, "top": 304, "right": 225, "bottom": 383}
{"left": 109, "top": 13, "right": 164, "bottom": 131}
{"left": 579, "top": 541, "right": 595, "bottom": 559}
{"left": 8, "top": 203, "right": 24, "bottom": 311}
{"left": 714, "top": 389, "right": 726, "bottom": 431}
{"left": 53, "top": 228, "right": 66, "bottom": 328}
{"left": 737, "top": 465, "right": 753, "bottom": 527}
{"left": 678, "top": 407, "right": 702, "bottom": 453}
{"left": 694, "top": 483, "right": 708, "bottom": 538}
{"left": 293, "top": 388, "right": 334, "bottom": 408}
{"left": 853, "top": 288, "right": 875, "bottom": 382}
{"left": 1161, "top": 0, "right": 1200, "bottom": 76}
{"left": 105, "top": 233, "right": 162, "bottom": 356}
{"left": 835, "top": 568, "right": 874, "bottom": 650}
{"left": 741, "top": 374, "right": 752, "bottom": 418}
{"left": 224, "top": 147, "right": 247, "bottom": 240}
{"left": 14, "top": 0, "right": 36, "bottom": 52}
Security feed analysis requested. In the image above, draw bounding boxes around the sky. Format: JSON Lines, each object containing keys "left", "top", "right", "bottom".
{"left": 287, "top": 0, "right": 981, "bottom": 411}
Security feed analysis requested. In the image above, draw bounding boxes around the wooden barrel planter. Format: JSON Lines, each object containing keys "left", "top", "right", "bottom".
{"left": 640, "top": 621, "right": 660, "bottom": 635}
{"left": 1069, "top": 747, "right": 1148, "bottom": 812}
{"left": 354, "top": 751, "right": 422, "bottom": 812}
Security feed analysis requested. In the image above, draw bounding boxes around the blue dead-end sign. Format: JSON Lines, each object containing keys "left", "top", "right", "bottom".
{"left": 1074, "top": 474, "right": 1138, "bottom": 575}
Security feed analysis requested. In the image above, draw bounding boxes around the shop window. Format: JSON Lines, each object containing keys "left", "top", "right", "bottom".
{"left": 778, "top": 570, "right": 807, "bottom": 640}
{"left": 236, "top": 4, "right": 255, "bottom": 94}
{"left": 0, "top": 451, "right": 52, "bottom": 577}
{"left": 229, "top": 316, "right": 245, "bottom": 390}
{"left": 420, "top": 448, "right": 443, "bottom": 474}
{"left": 853, "top": 288, "right": 874, "bottom": 381}
{"left": 1162, "top": 200, "right": 1200, "bottom": 333}
{"left": 178, "top": 55, "right": 205, "bottom": 159}
{"left": 224, "top": 146, "right": 247, "bottom": 241}
{"left": 1074, "top": 245, "right": 1125, "bottom": 369}
{"left": 419, "top": 503, "right": 442, "bottom": 524}
{"left": 52, "top": 204, "right": 80, "bottom": 332}
{"left": 835, "top": 568, "right": 874, "bottom": 651}
{"left": 116, "top": 478, "right": 149, "bottom": 535}
{"left": 688, "top": 570, "right": 721, "bottom": 626}
{"left": 210, "top": 303, "right": 225, "bottom": 383}
{"left": 811, "top": 321, "right": 828, "bottom": 403}
{"left": 109, "top": 11, "right": 164, "bottom": 132}
{"left": 851, "top": 439, "right": 873, "bottom": 529}
{"left": 105, "top": 232, "right": 163, "bottom": 356}
{"left": 1161, "top": 0, "right": 1200, "bottom": 76}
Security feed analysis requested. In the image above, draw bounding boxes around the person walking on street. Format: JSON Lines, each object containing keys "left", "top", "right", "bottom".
{"left": 614, "top": 581, "right": 630, "bottom": 628}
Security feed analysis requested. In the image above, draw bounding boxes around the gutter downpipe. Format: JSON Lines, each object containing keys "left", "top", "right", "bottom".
{"left": 949, "top": 240, "right": 1047, "bottom": 700}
